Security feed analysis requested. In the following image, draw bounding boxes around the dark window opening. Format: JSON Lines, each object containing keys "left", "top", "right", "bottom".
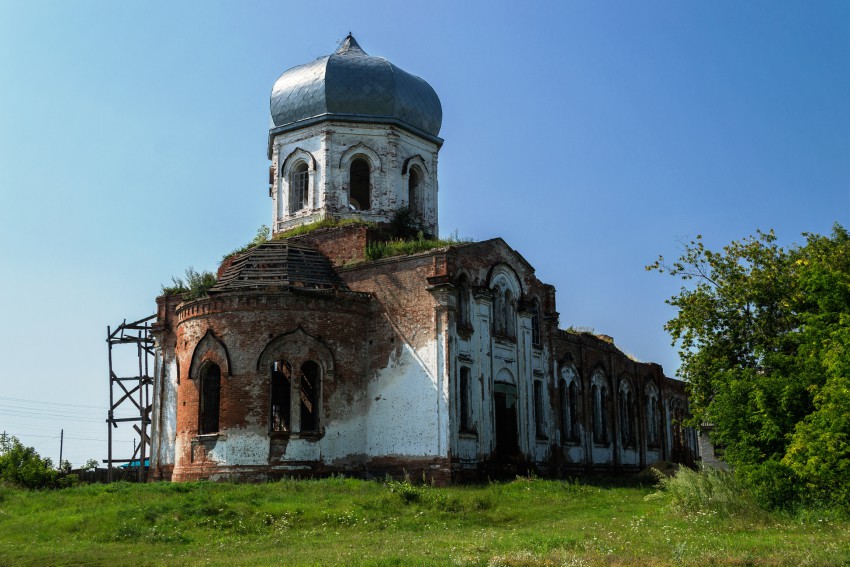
{"left": 534, "top": 380, "right": 546, "bottom": 439}
{"left": 504, "top": 290, "right": 515, "bottom": 338}
{"left": 559, "top": 380, "right": 568, "bottom": 441}
{"left": 408, "top": 167, "right": 421, "bottom": 215}
{"left": 199, "top": 363, "right": 221, "bottom": 435}
{"left": 560, "top": 379, "right": 580, "bottom": 443}
{"left": 349, "top": 158, "right": 370, "bottom": 211}
{"left": 530, "top": 301, "right": 541, "bottom": 346}
{"left": 457, "top": 277, "right": 470, "bottom": 329}
{"left": 493, "top": 286, "right": 506, "bottom": 335}
{"left": 568, "top": 380, "right": 579, "bottom": 442}
{"left": 647, "top": 393, "right": 661, "bottom": 448}
{"left": 271, "top": 360, "right": 292, "bottom": 432}
{"left": 300, "top": 361, "right": 320, "bottom": 432}
{"left": 291, "top": 162, "right": 309, "bottom": 212}
{"left": 619, "top": 388, "right": 636, "bottom": 448}
{"left": 459, "top": 367, "right": 472, "bottom": 433}
{"left": 592, "top": 383, "right": 608, "bottom": 444}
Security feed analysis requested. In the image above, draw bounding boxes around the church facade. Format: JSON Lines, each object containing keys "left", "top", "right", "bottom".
{"left": 148, "top": 36, "right": 697, "bottom": 483}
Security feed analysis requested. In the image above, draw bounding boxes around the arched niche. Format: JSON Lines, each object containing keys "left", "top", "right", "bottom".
{"left": 256, "top": 327, "right": 335, "bottom": 381}
{"left": 189, "top": 330, "right": 231, "bottom": 380}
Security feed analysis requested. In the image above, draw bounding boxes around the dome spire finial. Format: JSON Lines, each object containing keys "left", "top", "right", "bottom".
{"left": 336, "top": 32, "right": 364, "bottom": 55}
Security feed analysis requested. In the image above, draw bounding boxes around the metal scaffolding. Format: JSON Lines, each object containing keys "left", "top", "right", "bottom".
{"left": 106, "top": 315, "right": 156, "bottom": 482}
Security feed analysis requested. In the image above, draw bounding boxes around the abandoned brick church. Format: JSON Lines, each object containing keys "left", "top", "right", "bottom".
{"left": 148, "top": 35, "right": 698, "bottom": 483}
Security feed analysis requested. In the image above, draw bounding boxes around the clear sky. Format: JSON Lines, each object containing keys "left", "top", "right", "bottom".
{"left": 1, "top": 1, "right": 848, "bottom": 467}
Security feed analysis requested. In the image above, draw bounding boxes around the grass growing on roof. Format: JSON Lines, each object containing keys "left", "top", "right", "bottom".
{"left": 273, "top": 217, "right": 376, "bottom": 240}
{"left": 365, "top": 232, "right": 470, "bottom": 261}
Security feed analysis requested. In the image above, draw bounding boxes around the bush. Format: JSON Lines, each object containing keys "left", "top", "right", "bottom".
{"left": 737, "top": 460, "right": 802, "bottom": 512}
{"left": 0, "top": 435, "right": 63, "bottom": 489}
{"left": 652, "top": 465, "right": 763, "bottom": 518}
{"left": 161, "top": 267, "right": 217, "bottom": 300}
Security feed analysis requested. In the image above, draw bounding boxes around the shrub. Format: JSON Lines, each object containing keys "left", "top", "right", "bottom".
{"left": 652, "top": 465, "right": 763, "bottom": 518}
{"left": 161, "top": 267, "right": 217, "bottom": 300}
{"left": 737, "top": 460, "right": 802, "bottom": 512}
{"left": 0, "top": 435, "right": 62, "bottom": 489}
{"left": 388, "top": 207, "right": 430, "bottom": 240}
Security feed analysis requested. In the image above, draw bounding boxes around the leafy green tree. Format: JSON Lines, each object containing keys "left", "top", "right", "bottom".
{"left": 0, "top": 435, "right": 60, "bottom": 489}
{"left": 648, "top": 224, "right": 850, "bottom": 509}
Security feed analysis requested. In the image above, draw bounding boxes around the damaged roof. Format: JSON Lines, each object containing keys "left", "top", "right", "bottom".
{"left": 211, "top": 241, "right": 349, "bottom": 293}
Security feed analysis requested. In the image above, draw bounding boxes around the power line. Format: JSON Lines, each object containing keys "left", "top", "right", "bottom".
{"left": 0, "top": 409, "right": 104, "bottom": 423}
{"left": 0, "top": 403, "right": 101, "bottom": 418}
{"left": 5, "top": 432, "right": 134, "bottom": 443}
{"left": 0, "top": 396, "right": 105, "bottom": 410}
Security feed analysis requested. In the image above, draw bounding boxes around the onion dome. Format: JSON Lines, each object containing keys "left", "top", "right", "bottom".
{"left": 270, "top": 34, "right": 442, "bottom": 139}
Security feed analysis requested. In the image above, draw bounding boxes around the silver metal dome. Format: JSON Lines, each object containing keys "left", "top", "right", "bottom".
{"left": 270, "top": 35, "right": 442, "bottom": 139}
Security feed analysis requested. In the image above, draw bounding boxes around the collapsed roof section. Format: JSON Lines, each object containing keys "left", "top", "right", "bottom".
{"left": 211, "top": 241, "right": 349, "bottom": 293}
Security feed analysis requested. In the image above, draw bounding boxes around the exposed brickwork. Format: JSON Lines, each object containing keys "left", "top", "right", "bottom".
{"left": 147, "top": 40, "right": 697, "bottom": 484}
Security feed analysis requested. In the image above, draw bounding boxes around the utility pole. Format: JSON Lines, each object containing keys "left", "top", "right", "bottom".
{"left": 59, "top": 429, "right": 64, "bottom": 470}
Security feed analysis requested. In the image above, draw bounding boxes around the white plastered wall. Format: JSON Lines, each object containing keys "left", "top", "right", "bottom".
{"left": 270, "top": 122, "right": 440, "bottom": 235}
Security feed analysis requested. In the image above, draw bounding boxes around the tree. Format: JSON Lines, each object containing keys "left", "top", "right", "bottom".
{"left": 0, "top": 435, "right": 60, "bottom": 489}
{"left": 648, "top": 224, "right": 850, "bottom": 509}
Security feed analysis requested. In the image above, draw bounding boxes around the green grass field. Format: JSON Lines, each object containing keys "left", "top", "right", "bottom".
{"left": 0, "top": 476, "right": 847, "bottom": 566}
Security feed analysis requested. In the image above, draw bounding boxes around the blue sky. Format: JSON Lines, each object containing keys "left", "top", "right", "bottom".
{"left": 1, "top": 1, "right": 848, "bottom": 466}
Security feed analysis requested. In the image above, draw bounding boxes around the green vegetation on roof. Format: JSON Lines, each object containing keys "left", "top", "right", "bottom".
{"left": 273, "top": 217, "right": 376, "bottom": 240}
{"left": 161, "top": 267, "right": 217, "bottom": 300}
{"left": 365, "top": 232, "right": 469, "bottom": 261}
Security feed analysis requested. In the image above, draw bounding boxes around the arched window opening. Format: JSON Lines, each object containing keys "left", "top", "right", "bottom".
{"left": 271, "top": 359, "right": 293, "bottom": 433}
{"left": 559, "top": 379, "right": 568, "bottom": 441}
{"left": 646, "top": 385, "right": 661, "bottom": 448}
{"left": 291, "top": 162, "right": 309, "bottom": 212}
{"left": 199, "top": 362, "right": 221, "bottom": 435}
{"left": 568, "top": 380, "right": 579, "bottom": 441}
{"left": 560, "top": 368, "right": 580, "bottom": 444}
{"left": 534, "top": 380, "right": 546, "bottom": 439}
{"left": 300, "top": 361, "right": 320, "bottom": 432}
{"left": 504, "top": 289, "right": 516, "bottom": 338}
{"left": 349, "top": 158, "right": 370, "bottom": 211}
{"left": 592, "top": 379, "right": 608, "bottom": 445}
{"left": 408, "top": 166, "right": 422, "bottom": 215}
{"left": 457, "top": 276, "right": 470, "bottom": 329}
{"left": 493, "top": 284, "right": 506, "bottom": 335}
{"left": 619, "top": 384, "right": 636, "bottom": 448}
{"left": 530, "top": 299, "right": 541, "bottom": 346}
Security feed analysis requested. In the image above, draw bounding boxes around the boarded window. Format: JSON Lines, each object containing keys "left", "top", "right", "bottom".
{"left": 199, "top": 363, "right": 221, "bottom": 435}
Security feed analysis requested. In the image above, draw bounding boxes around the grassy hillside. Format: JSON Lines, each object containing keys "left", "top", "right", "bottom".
{"left": 0, "top": 476, "right": 847, "bottom": 566}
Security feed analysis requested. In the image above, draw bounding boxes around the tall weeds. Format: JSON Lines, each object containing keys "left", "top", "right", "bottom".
{"left": 652, "top": 466, "right": 764, "bottom": 518}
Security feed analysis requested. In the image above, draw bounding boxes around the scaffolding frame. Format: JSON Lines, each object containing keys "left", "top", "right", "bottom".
{"left": 106, "top": 315, "right": 156, "bottom": 482}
